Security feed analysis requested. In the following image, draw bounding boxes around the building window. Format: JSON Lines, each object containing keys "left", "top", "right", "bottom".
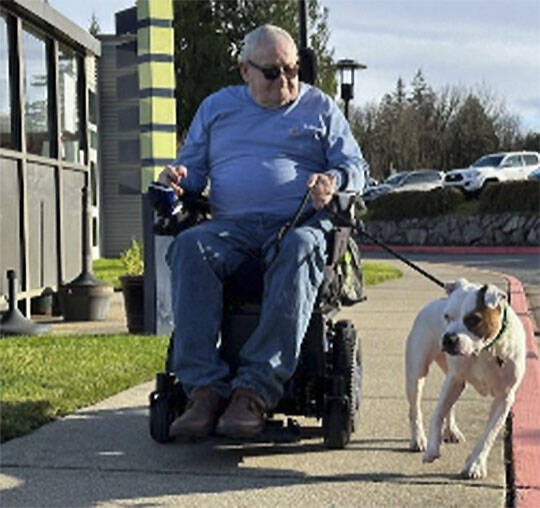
{"left": 0, "top": 13, "right": 12, "bottom": 149}
{"left": 89, "top": 129, "right": 98, "bottom": 150}
{"left": 58, "top": 44, "right": 81, "bottom": 163}
{"left": 22, "top": 25, "right": 51, "bottom": 157}
{"left": 116, "top": 40, "right": 136, "bottom": 68}
{"left": 88, "top": 89, "right": 97, "bottom": 124}
{"left": 116, "top": 73, "right": 139, "bottom": 99}
{"left": 90, "top": 161, "right": 97, "bottom": 207}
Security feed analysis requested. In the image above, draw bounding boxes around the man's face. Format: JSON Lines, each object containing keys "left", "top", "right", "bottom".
{"left": 240, "top": 36, "right": 299, "bottom": 109}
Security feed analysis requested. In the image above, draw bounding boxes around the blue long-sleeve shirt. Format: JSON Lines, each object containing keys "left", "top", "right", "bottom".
{"left": 173, "top": 83, "right": 367, "bottom": 219}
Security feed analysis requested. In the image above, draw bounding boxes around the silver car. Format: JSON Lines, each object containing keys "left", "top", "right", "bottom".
{"left": 362, "top": 171, "right": 408, "bottom": 202}
{"left": 363, "top": 170, "right": 443, "bottom": 202}
{"left": 388, "top": 169, "right": 444, "bottom": 194}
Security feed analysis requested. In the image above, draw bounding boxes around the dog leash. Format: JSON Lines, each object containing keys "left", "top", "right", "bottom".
{"left": 270, "top": 188, "right": 445, "bottom": 289}
{"left": 268, "top": 188, "right": 313, "bottom": 265}
{"left": 333, "top": 212, "right": 445, "bottom": 289}
{"left": 327, "top": 206, "right": 445, "bottom": 289}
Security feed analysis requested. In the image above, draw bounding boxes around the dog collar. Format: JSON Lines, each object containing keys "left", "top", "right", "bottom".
{"left": 482, "top": 301, "right": 509, "bottom": 353}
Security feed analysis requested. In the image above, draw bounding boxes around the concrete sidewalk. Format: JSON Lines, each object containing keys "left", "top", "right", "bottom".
{"left": 0, "top": 260, "right": 538, "bottom": 507}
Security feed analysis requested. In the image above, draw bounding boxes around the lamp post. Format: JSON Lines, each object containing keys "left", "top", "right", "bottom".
{"left": 336, "top": 58, "right": 367, "bottom": 120}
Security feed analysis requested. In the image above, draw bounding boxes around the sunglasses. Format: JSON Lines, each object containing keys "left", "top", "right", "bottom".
{"left": 247, "top": 59, "right": 299, "bottom": 81}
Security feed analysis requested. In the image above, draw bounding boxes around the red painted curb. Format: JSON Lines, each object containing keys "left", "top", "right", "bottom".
{"left": 505, "top": 275, "right": 540, "bottom": 508}
{"left": 359, "top": 244, "right": 540, "bottom": 255}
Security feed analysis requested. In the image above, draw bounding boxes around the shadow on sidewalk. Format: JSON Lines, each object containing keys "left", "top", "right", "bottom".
{"left": 0, "top": 402, "right": 503, "bottom": 507}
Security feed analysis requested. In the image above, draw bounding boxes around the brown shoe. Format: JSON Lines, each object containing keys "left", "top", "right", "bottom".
{"left": 216, "top": 387, "right": 266, "bottom": 438}
{"left": 170, "top": 386, "right": 226, "bottom": 437}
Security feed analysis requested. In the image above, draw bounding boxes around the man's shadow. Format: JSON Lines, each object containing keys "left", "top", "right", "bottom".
{"left": 0, "top": 401, "right": 502, "bottom": 507}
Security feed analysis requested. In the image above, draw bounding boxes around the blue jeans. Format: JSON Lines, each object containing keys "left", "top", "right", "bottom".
{"left": 166, "top": 211, "right": 332, "bottom": 408}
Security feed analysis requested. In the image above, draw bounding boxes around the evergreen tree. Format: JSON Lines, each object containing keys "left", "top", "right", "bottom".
{"left": 447, "top": 95, "right": 498, "bottom": 168}
{"left": 88, "top": 12, "right": 100, "bottom": 37}
{"left": 350, "top": 71, "right": 531, "bottom": 177}
{"left": 523, "top": 131, "right": 540, "bottom": 152}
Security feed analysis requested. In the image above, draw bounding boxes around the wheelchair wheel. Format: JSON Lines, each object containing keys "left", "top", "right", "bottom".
{"left": 149, "top": 392, "right": 175, "bottom": 443}
{"left": 323, "top": 319, "right": 362, "bottom": 449}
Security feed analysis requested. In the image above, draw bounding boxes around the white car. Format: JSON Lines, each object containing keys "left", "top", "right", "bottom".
{"left": 444, "top": 151, "right": 540, "bottom": 195}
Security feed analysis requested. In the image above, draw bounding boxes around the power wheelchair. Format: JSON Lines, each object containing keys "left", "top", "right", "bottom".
{"left": 148, "top": 187, "right": 365, "bottom": 449}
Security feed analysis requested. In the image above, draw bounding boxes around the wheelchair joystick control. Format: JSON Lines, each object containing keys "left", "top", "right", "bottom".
{"left": 147, "top": 181, "right": 185, "bottom": 236}
{"left": 148, "top": 181, "right": 183, "bottom": 219}
{"left": 147, "top": 181, "right": 210, "bottom": 236}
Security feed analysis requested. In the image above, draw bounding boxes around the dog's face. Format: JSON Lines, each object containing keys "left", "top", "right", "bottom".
{"left": 440, "top": 278, "right": 506, "bottom": 356}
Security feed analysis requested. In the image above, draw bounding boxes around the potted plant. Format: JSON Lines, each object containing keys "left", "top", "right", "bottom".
{"left": 119, "top": 239, "right": 144, "bottom": 333}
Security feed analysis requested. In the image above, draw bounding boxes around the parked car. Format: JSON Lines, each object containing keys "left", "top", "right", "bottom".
{"left": 528, "top": 167, "right": 540, "bottom": 181}
{"left": 362, "top": 170, "right": 444, "bottom": 202}
{"left": 362, "top": 171, "right": 408, "bottom": 202}
{"left": 443, "top": 151, "right": 540, "bottom": 196}
{"left": 388, "top": 169, "right": 444, "bottom": 194}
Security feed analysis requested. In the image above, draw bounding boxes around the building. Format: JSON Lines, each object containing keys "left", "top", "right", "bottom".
{"left": 0, "top": 0, "right": 101, "bottom": 310}
{"left": 97, "top": 8, "right": 141, "bottom": 257}
{"left": 97, "top": 5, "right": 176, "bottom": 258}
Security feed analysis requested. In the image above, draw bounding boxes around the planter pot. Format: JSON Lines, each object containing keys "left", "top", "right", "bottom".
{"left": 120, "top": 275, "right": 144, "bottom": 333}
{"left": 58, "top": 282, "right": 114, "bottom": 321}
{"left": 31, "top": 288, "right": 54, "bottom": 315}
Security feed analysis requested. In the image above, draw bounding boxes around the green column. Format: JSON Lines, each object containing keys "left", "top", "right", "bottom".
{"left": 137, "top": 0, "right": 176, "bottom": 189}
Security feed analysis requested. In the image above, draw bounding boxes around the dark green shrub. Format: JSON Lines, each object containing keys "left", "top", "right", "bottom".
{"left": 478, "top": 180, "right": 540, "bottom": 214}
{"left": 368, "top": 187, "right": 465, "bottom": 220}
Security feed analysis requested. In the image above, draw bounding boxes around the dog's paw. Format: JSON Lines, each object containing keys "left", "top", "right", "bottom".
{"left": 443, "top": 426, "right": 465, "bottom": 444}
{"left": 423, "top": 446, "right": 440, "bottom": 463}
{"left": 462, "top": 458, "right": 487, "bottom": 479}
{"left": 410, "top": 434, "right": 427, "bottom": 452}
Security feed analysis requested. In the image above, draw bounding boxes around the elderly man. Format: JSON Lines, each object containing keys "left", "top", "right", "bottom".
{"left": 160, "top": 24, "right": 367, "bottom": 439}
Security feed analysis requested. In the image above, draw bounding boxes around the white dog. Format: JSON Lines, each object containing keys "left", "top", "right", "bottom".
{"left": 405, "top": 278, "right": 526, "bottom": 479}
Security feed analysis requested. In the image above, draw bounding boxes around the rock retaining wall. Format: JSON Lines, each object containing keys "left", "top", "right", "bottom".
{"left": 364, "top": 214, "right": 539, "bottom": 246}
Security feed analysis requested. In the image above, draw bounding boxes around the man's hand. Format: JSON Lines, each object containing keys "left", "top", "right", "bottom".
{"left": 307, "top": 173, "right": 336, "bottom": 210}
{"left": 157, "top": 165, "right": 188, "bottom": 196}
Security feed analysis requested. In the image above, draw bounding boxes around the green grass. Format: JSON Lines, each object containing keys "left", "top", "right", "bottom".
{"left": 1, "top": 262, "right": 400, "bottom": 443}
{"left": 92, "top": 258, "right": 124, "bottom": 290}
{"left": 93, "top": 257, "right": 402, "bottom": 290}
{"left": 0, "top": 334, "right": 168, "bottom": 442}
{"left": 362, "top": 261, "right": 402, "bottom": 285}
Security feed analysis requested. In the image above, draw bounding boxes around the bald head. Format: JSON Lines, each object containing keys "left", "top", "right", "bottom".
{"left": 239, "top": 25, "right": 297, "bottom": 64}
{"left": 239, "top": 25, "right": 300, "bottom": 109}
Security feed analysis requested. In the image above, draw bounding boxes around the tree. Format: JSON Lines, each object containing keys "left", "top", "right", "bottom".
{"left": 447, "top": 95, "right": 498, "bottom": 168}
{"left": 469, "top": 84, "right": 524, "bottom": 151}
{"left": 88, "top": 12, "right": 100, "bottom": 37}
{"left": 523, "top": 131, "right": 540, "bottom": 152}
{"left": 172, "top": 0, "right": 336, "bottom": 136}
{"left": 350, "top": 69, "right": 535, "bottom": 177}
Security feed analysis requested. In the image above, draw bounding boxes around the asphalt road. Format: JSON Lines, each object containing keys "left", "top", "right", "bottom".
{"left": 363, "top": 252, "right": 540, "bottom": 286}
{"left": 363, "top": 251, "right": 540, "bottom": 338}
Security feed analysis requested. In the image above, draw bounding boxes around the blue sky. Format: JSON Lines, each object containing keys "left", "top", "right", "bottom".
{"left": 48, "top": 0, "right": 540, "bottom": 132}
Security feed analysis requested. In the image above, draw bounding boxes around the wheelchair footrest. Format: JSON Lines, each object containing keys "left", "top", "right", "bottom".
{"left": 260, "top": 418, "right": 302, "bottom": 443}
{"left": 220, "top": 418, "right": 302, "bottom": 444}
{"left": 174, "top": 418, "right": 303, "bottom": 445}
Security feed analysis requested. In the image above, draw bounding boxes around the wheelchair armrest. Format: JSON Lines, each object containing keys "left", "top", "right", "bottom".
{"left": 328, "top": 191, "right": 366, "bottom": 223}
{"left": 323, "top": 192, "right": 365, "bottom": 266}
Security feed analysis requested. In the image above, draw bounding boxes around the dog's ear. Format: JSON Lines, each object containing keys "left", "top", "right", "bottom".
{"left": 482, "top": 284, "right": 507, "bottom": 309}
{"left": 444, "top": 278, "right": 468, "bottom": 295}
